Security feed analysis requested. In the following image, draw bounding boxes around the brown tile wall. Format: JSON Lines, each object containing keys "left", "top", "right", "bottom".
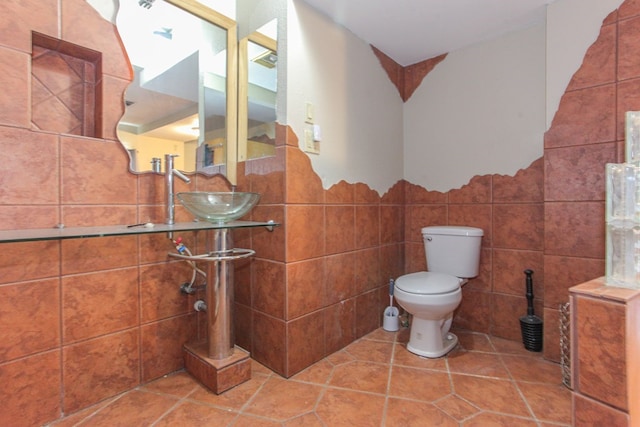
{"left": 31, "top": 32, "right": 101, "bottom": 137}
{"left": 2, "top": 0, "right": 639, "bottom": 424}
{"left": 371, "top": 46, "right": 447, "bottom": 102}
{"left": 544, "top": 1, "right": 640, "bottom": 363}
{"left": 236, "top": 129, "right": 405, "bottom": 377}
{"left": 403, "top": 160, "right": 545, "bottom": 344}
{"left": 0, "top": 1, "right": 402, "bottom": 422}
{"left": 574, "top": 295, "right": 627, "bottom": 410}
{"left": 569, "top": 278, "right": 640, "bottom": 425}
{"left": 0, "top": 1, "right": 230, "bottom": 425}
{"left": 375, "top": 0, "right": 640, "bottom": 367}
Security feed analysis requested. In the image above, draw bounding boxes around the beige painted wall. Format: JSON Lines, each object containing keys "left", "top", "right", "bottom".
{"left": 285, "top": 0, "right": 405, "bottom": 194}
{"left": 546, "top": 0, "right": 625, "bottom": 127}
{"left": 404, "top": 24, "right": 546, "bottom": 192}
{"left": 288, "top": 0, "right": 622, "bottom": 194}
{"left": 93, "top": 0, "right": 625, "bottom": 194}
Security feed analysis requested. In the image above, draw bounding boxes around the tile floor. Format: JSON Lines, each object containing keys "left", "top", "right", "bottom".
{"left": 49, "top": 328, "right": 572, "bottom": 426}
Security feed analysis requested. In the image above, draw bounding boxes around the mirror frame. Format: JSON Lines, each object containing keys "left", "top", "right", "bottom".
{"left": 238, "top": 30, "right": 277, "bottom": 163}
{"left": 150, "top": 0, "right": 238, "bottom": 184}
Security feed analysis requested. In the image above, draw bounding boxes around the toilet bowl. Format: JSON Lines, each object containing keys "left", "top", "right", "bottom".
{"left": 395, "top": 271, "right": 465, "bottom": 357}
{"left": 394, "top": 226, "right": 483, "bottom": 358}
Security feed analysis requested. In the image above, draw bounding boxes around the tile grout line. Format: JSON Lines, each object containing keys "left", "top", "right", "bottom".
{"left": 235, "top": 369, "right": 275, "bottom": 419}
{"left": 60, "top": 392, "right": 128, "bottom": 426}
{"left": 380, "top": 331, "right": 400, "bottom": 426}
{"left": 147, "top": 394, "right": 184, "bottom": 427}
{"left": 144, "top": 381, "right": 207, "bottom": 426}
{"left": 496, "top": 348, "right": 542, "bottom": 425}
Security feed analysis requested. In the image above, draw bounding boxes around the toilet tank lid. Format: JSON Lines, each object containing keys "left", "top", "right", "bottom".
{"left": 395, "top": 272, "right": 462, "bottom": 294}
{"left": 421, "top": 226, "right": 483, "bottom": 237}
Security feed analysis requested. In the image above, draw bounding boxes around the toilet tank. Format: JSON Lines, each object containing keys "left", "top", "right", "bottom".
{"left": 422, "top": 226, "right": 483, "bottom": 278}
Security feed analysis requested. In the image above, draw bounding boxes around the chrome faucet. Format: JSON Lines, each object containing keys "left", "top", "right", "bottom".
{"left": 165, "top": 154, "right": 191, "bottom": 225}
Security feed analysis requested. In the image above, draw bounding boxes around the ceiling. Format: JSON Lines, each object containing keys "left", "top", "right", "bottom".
{"left": 300, "top": 0, "right": 558, "bottom": 66}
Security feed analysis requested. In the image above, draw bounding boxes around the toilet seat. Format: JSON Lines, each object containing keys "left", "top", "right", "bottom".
{"left": 395, "top": 271, "right": 461, "bottom": 295}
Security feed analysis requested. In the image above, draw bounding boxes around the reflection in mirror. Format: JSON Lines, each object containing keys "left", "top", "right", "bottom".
{"left": 238, "top": 19, "right": 277, "bottom": 162}
{"left": 116, "top": 0, "right": 236, "bottom": 181}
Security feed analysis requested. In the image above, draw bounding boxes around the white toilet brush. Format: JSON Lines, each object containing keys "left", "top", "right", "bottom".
{"left": 383, "top": 279, "right": 400, "bottom": 331}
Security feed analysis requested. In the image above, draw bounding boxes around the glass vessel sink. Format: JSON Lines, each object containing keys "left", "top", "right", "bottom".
{"left": 177, "top": 192, "right": 260, "bottom": 223}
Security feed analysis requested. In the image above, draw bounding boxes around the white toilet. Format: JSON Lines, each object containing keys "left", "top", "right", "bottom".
{"left": 394, "top": 226, "right": 483, "bottom": 358}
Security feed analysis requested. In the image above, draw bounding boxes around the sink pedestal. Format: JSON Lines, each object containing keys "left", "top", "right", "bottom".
{"left": 183, "top": 342, "right": 251, "bottom": 394}
{"left": 180, "top": 228, "right": 253, "bottom": 394}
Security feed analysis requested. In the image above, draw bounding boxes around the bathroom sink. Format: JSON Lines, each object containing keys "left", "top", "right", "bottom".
{"left": 177, "top": 192, "right": 260, "bottom": 223}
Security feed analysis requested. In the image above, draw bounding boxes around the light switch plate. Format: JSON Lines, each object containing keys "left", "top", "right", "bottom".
{"left": 304, "top": 129, "right": 319, "bottom": 154}
{"left": 305, "top": 102, "right": 314, "bottom": 124}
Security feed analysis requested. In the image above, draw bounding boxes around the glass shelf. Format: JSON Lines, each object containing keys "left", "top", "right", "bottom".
{"left": 0, "top": 220, "right": 278, "bottom": 243}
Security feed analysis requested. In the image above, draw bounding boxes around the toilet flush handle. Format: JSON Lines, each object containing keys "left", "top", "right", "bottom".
{"left": 426, "top": 236, "right": 432, "bottom": 241}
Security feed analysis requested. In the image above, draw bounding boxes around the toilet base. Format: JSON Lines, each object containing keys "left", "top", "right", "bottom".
{"left": 407, "top": 333, "right": 458, "bottom": 359}
{"left": 406, "top": 316, "right": 458, "bottom": 358}
{"left": 407, "top": 332, "right": 458, "bottom": 358}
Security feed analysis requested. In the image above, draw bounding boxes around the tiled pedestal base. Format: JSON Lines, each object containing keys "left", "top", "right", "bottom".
{"left": 570, "top": 277, "right": 640, "bottom": 425}
{"left": 183, "top": 342, "right": 251, "bottom": 394}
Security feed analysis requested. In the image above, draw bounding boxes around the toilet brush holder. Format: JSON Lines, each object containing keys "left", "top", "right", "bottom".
{"left": 383, "top": 310, "right": 400, "bottom": 331}
{"left": 383, "top": 279, "right": 400, "bottom": 332}
{"left": 520, "top": 269, "right": 543, "bottom": 352}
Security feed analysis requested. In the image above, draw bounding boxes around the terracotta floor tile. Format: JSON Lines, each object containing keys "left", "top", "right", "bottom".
{"left": 232, "top": 414, "right": 282, "bottom": 426}
{"left": 315, "top": 388, "right": 386, "bottom": 426}
{"left": 502, "top": 354, "right": 563, "bottom": 384}
{"left": 139, "top": 371, "right": 199, "bottom": 398}
{"left": 284, "top": 412, "right": 324, "bottom": 426}
{"left": 242, "top": 377, "right": 323, "bottom": 421}
{"left": 456, "top": 330, "right": 496, "bottom": 352}
{"left": 328, "top": 360, "right": 390, "bottom": 394}
{"left": 434, "top": 394, "right": 481, "bottom": 421}
{"left": 51, "top": 328, "right": 572, "bottom": 426}
{"left": 153, "top": 401, "right": 238, "bottom": 426}
{"left": 291, "top": 359, "right": 334, "bottom": 384}
{"left": 251, "top": 359, "right": 275, "bottom": 376}
{"left": 389, "top": 365, "right": 452, "bottom": 402}
{"left": 344, "top": 339, "right": 394, "bottom": 363}
{"left": 462, "top": 411, "right": 540, "bottom": 426}
{"left": 49, "top": 397, "right": 118, "bottom": 427}
{"left": 76, "top": 390, "right": 178, "bottom": 426}
{"left": 452, "top": 374, "right": 532, "bottom": 417}
{"left": 517, "top": 381, "right": 572, "bottom": 424}
{"left": 490, "top": 336, "right": 535, "bottom": 356}
{"left": 325, "top": 349, "right": 356, "bottom": 365}
{"left": 447, "top": 350, "right": 510, "bottom": 379}
{"left": 385, "top": 397, "right": 458, "bottom": 427}
{"left": 393, "top": 343, "right": 448, "bottom": 371}
{"left": 363, "top": 327, "right": 397, "bottom": 342}
{"left": 188, "top": 374, "right": 269, "bottom": 410}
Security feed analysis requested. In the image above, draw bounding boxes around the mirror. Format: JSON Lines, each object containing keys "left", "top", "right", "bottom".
{"left": 116, "top": 0, "right": 237, "bottom": 183}
{"left": 238, "top": 19, "right": 277, "bottom": 162}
